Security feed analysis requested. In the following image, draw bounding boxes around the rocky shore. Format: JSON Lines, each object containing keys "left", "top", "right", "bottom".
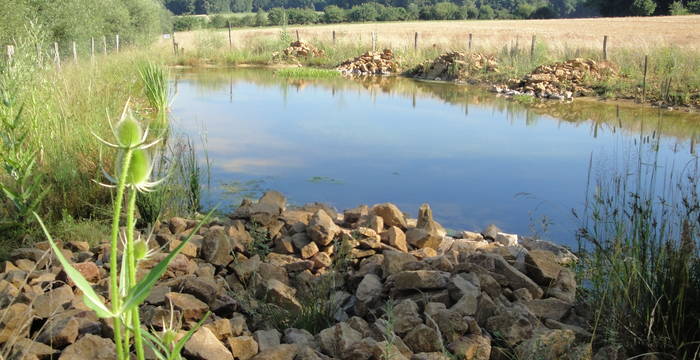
{"left": 0, "top": 191, "right": 596, "bottom": 360}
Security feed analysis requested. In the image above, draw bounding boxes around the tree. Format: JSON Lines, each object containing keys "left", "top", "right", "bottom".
{"left": 323, "top": 4, "right": 347, "bottom": 21}
{"left": 689, "top": 0, "right": 700, "bottom": 13}
{"left": 478, "top": 4, "right": 495, "bottom": 18}
{"left": 514, "top": 2, "right": 535, "bottom": 17}
{"left": 550, "top": 0, "right": 576, "bottom": 16}
{"left": 164, "top": 0, "right": 195, "bottom": 14}
{"left": 668, "top": 0, "right": 688, "bottom": 13}
{"left": 195, "top": 0, "right": 211, "bottom": 13}
{"left": 630, "top": 0, "right": 656, "bottom": 14}
{"left": 347, "top": 3, "right": 379, "bottom": 21}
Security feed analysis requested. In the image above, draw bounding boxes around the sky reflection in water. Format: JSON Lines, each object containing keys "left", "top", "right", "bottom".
{"left": 170, "top": 68, "right": 700, "bottom": 248}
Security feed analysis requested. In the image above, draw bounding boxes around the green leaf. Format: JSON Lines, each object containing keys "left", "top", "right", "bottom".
{"left": 141, "top": 331, "right": 168, "bottom": 360}
{"left": 121, "top": 208, "right": 216, "bottom": 313}
{"left": 169, "top": 312, "right": 211, "bottom": 360}
{"left": 34, "top": 213, "right": 114, "bottom": 318}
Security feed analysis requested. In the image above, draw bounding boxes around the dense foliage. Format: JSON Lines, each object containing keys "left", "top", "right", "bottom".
{"left": 1, "top": 0, "right": 170, "bottom": 49}
{"left": 163, "top": 0, "right": 700, "bottom": 20}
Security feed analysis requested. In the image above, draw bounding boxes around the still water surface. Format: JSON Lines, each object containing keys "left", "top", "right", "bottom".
{"left": 171, "top": 68, "right": 700, "bottom": 247}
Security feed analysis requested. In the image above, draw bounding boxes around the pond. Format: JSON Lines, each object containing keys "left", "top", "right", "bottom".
{"left": 170, "top": 68, "right": 700, "bottom": 248}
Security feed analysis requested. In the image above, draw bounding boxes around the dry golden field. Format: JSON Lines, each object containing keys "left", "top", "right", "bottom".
{"left": 163, "top": 15, "right": 700, "bottom": 53}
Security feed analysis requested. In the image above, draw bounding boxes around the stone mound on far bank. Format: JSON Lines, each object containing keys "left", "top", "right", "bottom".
{"left": 337, "top": 49, "right": 399, "bottom": 76}
{"left": 0, "top": 191, "right": 598, "bottom": 360}
{"left": 503, "top": 58, "right": 618, "bottom": 100}
{"left": 410, "top": 51, "right": 499, "bottom": 82}
{"left": 272, "top": 41, "right": 325, "bottom": 63}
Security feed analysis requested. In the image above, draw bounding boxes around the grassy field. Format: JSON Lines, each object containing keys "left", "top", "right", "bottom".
{"left": 161, "top": 15, "right": 700, "bottom": 52}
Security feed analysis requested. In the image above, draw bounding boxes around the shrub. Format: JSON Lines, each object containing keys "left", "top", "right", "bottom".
{"left": 287, "top": 8, "right": 319, "bottom": 24}
{"left": 255, "top": 9, "right": 269, "bottom": 26}
{"left": 478, "top": 4, "right": 495, "bottom": 19}
{"left": 348, "top": 3, "right": 379, "bottom": 22}
{"left": 630, "top": 0, "right": 657, "bottom": 15}
{"left": 688, "top": 0, "right": 700, "bottom": 13}
{"left": 669, "top": 0, "right": 689, "bottom": 14}
{"left": 268, "top": 7, "right": 286, "bottom": 25}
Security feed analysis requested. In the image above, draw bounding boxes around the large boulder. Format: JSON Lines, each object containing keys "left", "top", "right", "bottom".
{"left": 406, "top": 228, "right": 442, "bottom": 250}
{"left": 317, "top": 323, "right": 362, "bottom": 358}
{"left": 266, "top": 279, "right": 302, "bottom": 312}
{"left": 403, "top": 324, "right": 442, "bottom": 353}
{"left": 201, "top": 227, "right": 233, "bottom": 267}
{"left": 392, "top": 270, "right": 450, "bottom": 291}
{"left": 524, "top": 249, "right": 563, "bottom": 287}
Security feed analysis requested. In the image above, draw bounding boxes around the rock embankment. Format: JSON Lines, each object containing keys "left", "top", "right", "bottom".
{"left": 410, "top": 52, "right": 499, "bottom": 82}
{"left": 337, "top": 49, "right": 399, "bottom": 76}
{"left": 1, "top": 191, "right": 595, "bottom": 360}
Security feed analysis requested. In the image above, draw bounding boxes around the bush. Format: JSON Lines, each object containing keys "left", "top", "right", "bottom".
{"left": 669, "top": 0, "right": 689, "bottom": 14}
{"left": 433, "top": 2, "right": 464, "bottom": 19}
{"left": 268, "top": 7, "right": 286, "bottom": 25}
{"left": 688, "top": 0, "right": 700, "bottom": 13}
{"left": 323, "top": 5, "right": 346, "bottom": 23}
{"left": 173, "top": 16, "right": 207, "bottom": 31}
{"left": 530, "top": 5, "right": 556, "bottom": 18}
{"left": 630, "top": 0, "right": 657, "bottom": 15}
{"left": 208, "top": 14, "right": 230, "bottom": 28}
{"left": 378, "top": 6, "right": 407, "bottom": 21}
{"left": 347, "top": 3, "right": 379, "bottom": 21}
{"left": 286, "top": 8, "right": 319, "bottom": 24}
{"left": 255, "top": 9, "right": 268, "bottom": 26}
{"left": 464, "top": 4, "right": 479, "bottom": 18}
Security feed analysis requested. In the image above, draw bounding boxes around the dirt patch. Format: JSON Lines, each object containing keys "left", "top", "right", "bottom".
{"left": 337, "top": 49, "right": 399, "bottom": 76}
{"left": 410, "top": 51, "right": 499, "bottom": 81}
{"left": 505, "top": 58, "right": 618, "bottom": 99}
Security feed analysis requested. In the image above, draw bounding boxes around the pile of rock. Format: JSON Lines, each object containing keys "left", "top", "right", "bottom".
{"left": 411, "top": 52, "right": 499, "bottom": 82}
{"left": 272, "top": 41, "right": 325, "bottom": 63}
{"left": 503, "top": 58, "right": 618, "bottom": 100}
{"left": 0, "top": 191, "right": 597, "bottom": 360}
{"left": 337, "top": 49, "right": 399, "bottom": 76}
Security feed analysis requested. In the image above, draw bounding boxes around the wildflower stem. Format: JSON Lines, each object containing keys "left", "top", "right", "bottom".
{"left": 125, "top": 188, "right": 146, "bottom": 360}
{"left": 109, "top": 148, "right": 134, "bottom": 360}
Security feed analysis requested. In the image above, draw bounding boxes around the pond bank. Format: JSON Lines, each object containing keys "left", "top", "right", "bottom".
{"left": 3, "top": 191, "right": 591, "bottom": 360}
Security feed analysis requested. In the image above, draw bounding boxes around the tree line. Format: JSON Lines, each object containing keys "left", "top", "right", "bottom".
{"left": 164, "top": 0, "right": 700, "bottom": 21}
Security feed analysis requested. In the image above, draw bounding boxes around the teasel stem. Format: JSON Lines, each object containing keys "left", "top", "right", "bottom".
{"left": 109, "top": 148, "right": 134, "bottom": 360}
{"left": 126, "top": 188, "right": 146, "bottom": 360}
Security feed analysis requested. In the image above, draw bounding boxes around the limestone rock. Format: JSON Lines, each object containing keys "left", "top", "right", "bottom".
{"left": 406, "top": 228, "right": 442, "bottom": 250}
{"left": 33, "top": 285, "right": 74, "bottom": 318}
{"left": 266, "top": 279, "right": 302, "bottom": 312}
{"left": 403, "top": 324, "right": 442, "bottom": 353}
{"left": 356, "top": 274, "right": 383, "bottom": 305}
{"left": 392, "top": 270, "right": 450, "bottom": 291}
{"left": 525, "top": 249, "right": 563, "bottom": 286}
{"left": 228, "top": 336, "right": 259, "bottom": 360}
{"left": 201, "top": 227, "right": 233, "bottom": 266}
{"left": 524, "top": 298, "right": 571, "bottom": 321}
{"left": 547, "top": 268, "right": 576, "bottom": 303}
{"left": 185, "top": 326, "right": 233, "bottom": 360}
{"left": 59, "top": 335, "right": 116, "bottom": 360}
{"left": 392, "top": 299, "right": 424, "bottom": 335}
{"left": 254, "top": 329, "right": 281, "bottom": 352}
{"left": 371, "top": 203, "right": 407, "bottom": 230}
{"left": 381, "top": 227, "right": 408, "bottom": 252}
{"left": 307, "top": 210, "right": 340, "bottom": 247}
{"left": 514, "top": 329, "right": 576, "bottom": 359}
{"left": 251, "top": 344, "right": 298, "bottom": 360}
{"left": 36, "top": 317, "right": 79, "bottom": 348}
{"left": 317, "top": 323, "right": 362, "bottom": 358}
{"left": 448, "top": 335, "right": 491, "bottom": 360}
{"left": 383, "top": 251, "right": 416, "bottom": 278}
{"left": 165, "top": 292, "right": 209, "bottom": 322}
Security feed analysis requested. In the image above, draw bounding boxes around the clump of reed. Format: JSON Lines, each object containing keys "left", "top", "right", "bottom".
{"left": 576, "top": 143, "right": 700, "bottom": 358}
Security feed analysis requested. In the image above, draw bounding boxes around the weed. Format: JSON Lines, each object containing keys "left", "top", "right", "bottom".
{"left": 274, "top": 67, "right": 340, "bottom": 79}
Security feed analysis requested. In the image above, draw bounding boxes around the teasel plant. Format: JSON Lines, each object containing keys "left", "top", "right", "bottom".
{"left": 34, "top": 100, "right": 214, "bottom": 360}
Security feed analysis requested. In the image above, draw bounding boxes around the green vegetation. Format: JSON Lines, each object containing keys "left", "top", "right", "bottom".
{"left": 274, "top": 67, "right": 340, "bottom": 79}
{"left": 576, "top": 146, "right": 700, "bottom": 358}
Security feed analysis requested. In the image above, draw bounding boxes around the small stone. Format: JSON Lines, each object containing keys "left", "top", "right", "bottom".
{"left": 185, "top": 326, "right": 234, "bottom": 360}
{"left": 495, "top": 232, "right": 518, "bottom": 247}
{"left": 381, "top": 227, "right": 408, "bottom": 252}
{"left": 37, "top": 317, "right": 79, "bottom": 348}
{"left": 525, "top": 298, "right": 571, "bottom": 321}
{"left": 317, "top": 323, "right": 362, "bottom": 358}
{"left": 254, "top": 329, "right": 281, "bottom": 352}
{"left": 406, "top": 228, "right": 442, "bottom": 250}
{"left": 404, "top": 324, "right": 442, "bottom": 353}
{"left": 356, "top": 274, "right": 383, "bottom": 305}
{"left": 251, "top": 344, "right": 298, "bottom": 360}
{"left": 59, "top": 335, "right": 116, "bottom": 360}
{"left": 34, "top": 285, "right": 74, "bottom": 318}
{"left": 392, "top": 270, "right": 450, "bottom": 290}
{"left": 371, "top": 203, "right": 407, "bottom": 230}
{"left": 525, "top": 249, "right": 563, "bottom": 286}
{"left": 228, "top": 336, "right": 259, "bottom": 360}
{"left": 165, "top": 292, "right": 209, "bottom": 322}
{"left": 266, "top": 279, "right": 302, "bottom": 312}
{"left": 283, "top": 328, "right": 316, "bottom": 348}
{"left": 392, "top": 299, "right": 424, "bottom": 335}
{"left": 201, "top": 227, "right": 233, "bottom": 266}
{"left": 310, "top": 252, "right": 332, "bottom": 269}
{"left": 307, "top": 210, "right": 340, "bottom": 247}
{"left": 383, "top": 251, "right": 416, "bottom": 277}
{"left": 448, "top": 334, "right": 491, "bottom": 360}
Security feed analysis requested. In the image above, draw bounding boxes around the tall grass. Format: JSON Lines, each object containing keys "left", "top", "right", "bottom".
{"left": 576, "top": 139, "right": 700, "bottom": 358}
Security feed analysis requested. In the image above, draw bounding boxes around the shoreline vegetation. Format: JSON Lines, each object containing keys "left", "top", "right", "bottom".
{"left": 0, "top": 8, "right": 699, "bottom": 360}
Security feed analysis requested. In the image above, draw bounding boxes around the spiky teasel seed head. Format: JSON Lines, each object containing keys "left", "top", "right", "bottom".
{"left": 93, "top": 99, "right": 161, "bottom": 151}
{"left": 116, "top": 113, "right": 144, "bottom": 148}
{"left": 118, "top": 149, "right": 151, "bottom": 186}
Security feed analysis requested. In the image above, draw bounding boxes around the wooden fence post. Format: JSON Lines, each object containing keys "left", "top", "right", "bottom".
{"left": 296, "top": 30, "right": 300, "bottom": 42}
{"left": 227, "top": 21, "right": 232, "bottom": 49}
{"left": 642, "top": 55, "right": 648, "bottom": 103}
{"left": 603, "top": 35, "right": 608, "bottom": 60}
{"left": 414, "top": 32, "right": 418, "bottom": 50}
{"left": 530, "top": 35, "right": 536, "bottom": 59}
{"left": 172, "top": 33, "right": 178, "bottom": 55}
{"left": 332, "top": 30, "right": 336, "bottom": 45}
{"left": 91, "top": 37, "right": 95, "bottom": 62}
{"left": 468, "top": 33, "right": 473, "bottom": 51}
{"left": 115, "top": 34, "right": 120, "bottom": 53}
{"left": 371, "top": 32, "right": 376, "bottom": 52}
{"left": 72, "top": 41, "right": 77, "bottom": 64}
{"left": 103, "top": 36, "right": 107, "bottom": 54}
{"left": 54, "top": 42, "right": 61, "bottom": 69}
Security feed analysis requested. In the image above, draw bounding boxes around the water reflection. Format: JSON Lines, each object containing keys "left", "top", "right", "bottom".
{"left": 170, "top": 67, "right": 700, "bottom": 247}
